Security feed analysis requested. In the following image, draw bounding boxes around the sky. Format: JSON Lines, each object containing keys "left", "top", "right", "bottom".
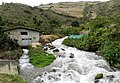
{"left": 0, "top": 0, "right": 110, "bottom": 6}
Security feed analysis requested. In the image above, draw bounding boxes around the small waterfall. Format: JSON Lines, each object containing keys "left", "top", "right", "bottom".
{"left": 33, "top": 37, "right": 120, "bottom": 83}
{"left": 19, "top": 49, "right": 34, "bottom": 70}
{"left": 19, "top": 49, "right": 34, "bottom": 83}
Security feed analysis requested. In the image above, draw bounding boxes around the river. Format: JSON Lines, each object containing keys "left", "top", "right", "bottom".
{"left": 19, "top": 37, "right": 120, "bottom": 83}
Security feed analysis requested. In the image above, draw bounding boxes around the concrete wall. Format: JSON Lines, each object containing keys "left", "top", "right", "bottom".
{"left": 0, "top": 60, "right": 18, "bottom": 75}
{"left": 7, "top": 29, "right": 39, "bottom": 46}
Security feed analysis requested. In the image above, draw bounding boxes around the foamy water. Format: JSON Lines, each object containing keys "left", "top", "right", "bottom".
{"left": 34, "top": 37, "right": 120, "bottom": 83}
{"left": 19, "top": 37, "right": 120, "bottom": 83}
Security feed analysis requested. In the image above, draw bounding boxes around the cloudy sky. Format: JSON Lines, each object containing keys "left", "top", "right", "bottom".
{"left": 0, "top": 0, "right": 109, "bottom": 6}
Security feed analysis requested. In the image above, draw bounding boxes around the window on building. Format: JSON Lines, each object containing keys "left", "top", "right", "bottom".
{"left": 21, "top": 32, "right": 28, "bottom": 35}
{"left": 22, "top": 38, "right": 31, "bottom": 40}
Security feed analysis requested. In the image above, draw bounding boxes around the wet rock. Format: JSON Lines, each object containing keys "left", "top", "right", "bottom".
{"left": 49, "top": 46, "right": 56, "bottom": 50}
{"left": 95, "top": 73, "right": 103, "bottom": 79}
{"left": 34, "top": 76, "right": 43, "bottom": 83}
{"left": 61, "top": 48, "right": 65, "bottom": 51}
{"left": 51, "top": 67, "right": 60, "bottom": 72}
{"left": 58, "top": 55, "right": 65, "bottom": 58}
{"left": 53, "top": 49, "right": 59, "bottom": 53}
{"left": 45, "top": 43, "right": 56, "bottom": 50}
{"left": 43, "top": 47, "right": 48, "bottom": 51}
{"left": 69, "top": 53, "right": 74, "bottom": 58}
{"left": 95, "top": 79, "right": 99, "bottom": 83}
{"left": 48, "top": 75, "right": 53, "bottom": 80}
{"left": 95, "top": 51, "right": 102, "bottom": 56}
{"left": 52, "top": 69, "right": 56, "bottom": 72}
{"left": 106, "top": 75, "right": 114, "bottom": 81}
{"left": 58, "top": 74, "right": 61, "bottom": 76}
{"left": 46, "top": 43, "right": 52, "bottom": 46}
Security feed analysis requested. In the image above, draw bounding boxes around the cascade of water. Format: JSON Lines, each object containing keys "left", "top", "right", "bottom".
{"left": 33, "top": 37, "right": 120, "bottom": 83}
{"left": 19, "top": 49, "right": 34, "bottom": 69}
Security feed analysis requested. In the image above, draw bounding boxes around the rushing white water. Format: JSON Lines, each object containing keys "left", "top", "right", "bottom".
{"left": 19, "top": 49, "right": 34, "bottom": 72}
{"left": 33, "top": 37, "right": 120, "bottom": 83}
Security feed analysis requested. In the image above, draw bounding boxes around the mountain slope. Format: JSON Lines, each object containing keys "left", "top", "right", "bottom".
{"left": 0, "top": 3, "right": 78, "bottom": 33}
{"left": 39, "top": 2, "right": 99, "bottom": 18}
{"left": 83, "top": 0, "right": 120, "bottom": 19}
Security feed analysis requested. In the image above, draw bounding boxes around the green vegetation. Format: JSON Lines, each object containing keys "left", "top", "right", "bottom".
{"left": 71, "top": 20, "right": 80, "bottom": 27}
{"left": 0, "top": 73, "right": 27, "bottom": 83}
{"left": 39, "top": 1, "right": 97, "bottom": 18}
{"left": 29, "top": 47, "right": 55, "bottom": 67}
{"left": 100, "top": 41, "right": 120, "bottom": 68}
{"left": 0, "top": 16, "right": 21, "bottom": 60}
{"left": 0, "top": 16, "right": 19, "bottom": 50}
{"left": 63, "top": 16, "right": 120, "bottom": 69}
{"left": 0, "top": 48, "right": 22, "bottom": 60}
{"left": 83, "top": 0, "right": 120, "bottom": 19}
{"left": 0, "top": 3, "right": 78, "bottom": 34}
{"left": 52, "top": 26, "right": 82, "bottom": 36}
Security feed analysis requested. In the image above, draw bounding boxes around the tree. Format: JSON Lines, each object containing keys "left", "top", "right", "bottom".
{"left": 49, "top": 18, "right": 61, "bottom": 28}
{"left": 71, "top": 20, "right": 80, "bottom": 27}
{"left": 0, "top": 17, "right": 19, "bottom": 50}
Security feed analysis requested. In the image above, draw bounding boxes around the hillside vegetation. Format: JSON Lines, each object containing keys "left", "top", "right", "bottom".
{"left": 0, "top": 3, "right": 78, "bottom": 34}
{"left": 39, "top": 2, "right": 99, "bottom": 18}
{"left": 83, "top": 0, "right": 120, "bottom": 19}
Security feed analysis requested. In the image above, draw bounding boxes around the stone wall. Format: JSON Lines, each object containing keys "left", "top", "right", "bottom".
{"left": 0, "top": 60, "right": 18, "bottom": 75}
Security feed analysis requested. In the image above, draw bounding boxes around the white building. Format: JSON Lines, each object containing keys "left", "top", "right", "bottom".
{"left": 5, "top": 26, "right": 40, "bottom": 46}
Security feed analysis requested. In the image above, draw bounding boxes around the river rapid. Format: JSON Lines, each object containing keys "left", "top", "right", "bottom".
{"left": 19, "top": 37, "right": 120, "bottom": 83}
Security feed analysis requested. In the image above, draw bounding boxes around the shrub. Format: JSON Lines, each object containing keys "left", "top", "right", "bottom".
{"left": 0, "top": 48, "right": 22, "bottom": 60}
{"left": 29, "top": 47, "right": 55, "bottom": 67}
{"left": 0, "top": 16, "right": 19, "bottom": 50}
{"left": 100, "top": 41, "right": 120, "bottom": 69}
{"left": 71, "top": 20, "right": 80, "bottom": 27}
{"left": 54, "top": 26, "right": 82, "bottom": 36}
{"left": 0, "top": 73, "right": 27, "bottom": 83}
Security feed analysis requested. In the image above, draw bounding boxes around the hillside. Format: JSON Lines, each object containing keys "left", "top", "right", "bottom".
{"left": 0, "top": 3, "right": 78, "bottom": 34}
{"left": 83, "top": 0, "right": 120, "bottom": 19}
{"left": 39, "top": 2, "right": 99, "bottom": 18}
{"left": 63, "top": 0, "right": 120, "bottom": 69}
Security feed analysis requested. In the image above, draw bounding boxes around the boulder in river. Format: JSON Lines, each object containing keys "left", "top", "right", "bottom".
{"left": 49, "top": 46, "right": 56, "bottom": 50}
{"left": 46, "top": 43, "right": 52, "bottom": 46}
{"left": 106, "top": 75, "right": 114, "bottom": 81}
{"left": 95, "top": 79, "right": 99, "bottom": 83}
{"left": 43, "top": 47, "right": 48, "bottom": 51}
{"left": 69, "top": 53, "right": 74, "bottom": 58}
{"left": 61, "top": 48, "right": 65, "bottom": 51}
{"left": 53, "top": 49, "right": 59, "bottom": 53}
{"left": 95, "top": 73, "right": 103, "bottom": 79}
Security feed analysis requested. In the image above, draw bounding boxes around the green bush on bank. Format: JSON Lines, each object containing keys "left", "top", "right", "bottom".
{"left": 100, "top": 41, "right": 120, "bottom": 69}
{"left": 52, "top": 26, "right": 82, "bottom": 36}
{"left": 0, "top": 73, "right": 27, "bottom": 83}
{"left": 29, "top": 47, "right": 55, "bottom": 67}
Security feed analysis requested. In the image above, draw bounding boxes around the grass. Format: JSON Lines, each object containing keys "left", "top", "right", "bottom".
{"left": 29, "top": 47, "right": 55, "bottom": 67}
{"left": 0, "top": 73, "right": 27, "bottom": 83}
{"left": 52, "top": 7, "right": 83, "bottom": 17}
{"left": 39, "top": 2, "right": 95, "bottom": 18}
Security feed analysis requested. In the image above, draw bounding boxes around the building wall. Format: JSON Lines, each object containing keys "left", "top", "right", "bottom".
{"left": 7, "top": 29, "right": 39, "bottom": 46}
{"left": 0, "top": 60, "right": 18, "bottom": 75}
